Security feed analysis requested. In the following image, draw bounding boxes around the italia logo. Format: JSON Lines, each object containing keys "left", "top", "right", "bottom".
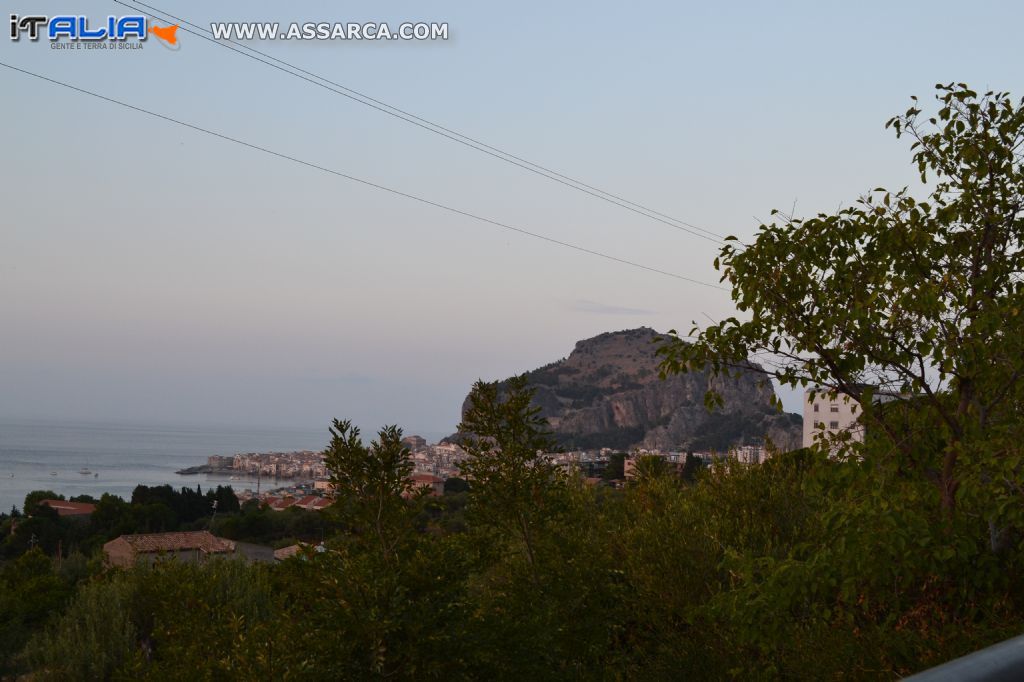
{"left": 9, "top": 14, "right": 179, "bottom": 46}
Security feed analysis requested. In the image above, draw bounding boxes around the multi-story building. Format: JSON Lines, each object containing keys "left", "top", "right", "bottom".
{"left": 803, "top": 386, "right": 908, "bottom": 446}
{"left": 804, "top": 385, "right": 911, "bottom": 451}
{"left": 732, "top": 444, "right": 768, "bottom": 465}
{"left": 802, "top": 388, "right": 864, "bottom": 449}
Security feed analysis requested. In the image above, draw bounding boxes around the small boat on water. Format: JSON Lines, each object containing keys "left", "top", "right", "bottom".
{"left": 94, "top": 473, "right": 99, "bottom": 478}
{"left": 78, "top": 468, "right": 92, "bottom": 475}
{"left": 50, "top": 471, "right": 58, "bottom": 476}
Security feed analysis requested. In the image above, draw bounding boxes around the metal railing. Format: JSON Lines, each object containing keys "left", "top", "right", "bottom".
{"left": 904, "top": 634, "right": 1024, "bottom": 681}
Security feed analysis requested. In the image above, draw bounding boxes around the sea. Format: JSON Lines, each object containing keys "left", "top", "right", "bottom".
{"left": 0, "top": 418, "right": 333, "bottom": 514}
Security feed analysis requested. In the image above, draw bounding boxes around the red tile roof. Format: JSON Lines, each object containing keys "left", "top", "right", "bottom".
{"left": 39, "top": 499, "right": 96, "bottom": 516}
{"left": 113, "top": 531, "right": 234, "bottom": 554}
{"left": 274, "top": 544, "right": 302, "bottom": 560}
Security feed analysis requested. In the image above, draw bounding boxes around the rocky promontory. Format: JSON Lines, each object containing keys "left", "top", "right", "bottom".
{"left": 453, "top": 328, "right": 801, "bottom": 452}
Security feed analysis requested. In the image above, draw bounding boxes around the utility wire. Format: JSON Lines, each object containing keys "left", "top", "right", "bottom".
{"left": 0, "top": 61, "right": 727, "bottom": 291}
{"left": 115, "top": 0, "right": 726, "bottom": 245}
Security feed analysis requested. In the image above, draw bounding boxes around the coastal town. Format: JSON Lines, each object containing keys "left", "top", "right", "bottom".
{"left": 177, "top": 432, "right": 782, "bottom": 511}
{"left": 176, "top": 450, "right": 328, "bottom": 480}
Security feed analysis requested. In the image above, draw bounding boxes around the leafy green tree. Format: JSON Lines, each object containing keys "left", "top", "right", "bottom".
{"left": 656, "top": 83, "right": 1024, "bottom": 675}
{"left": 2, "top": 512, "right": 63, "bottom": 558}
{"left": 455, "top": 379, "right": 626, "bottom": 677}
{"left": 681, "top": 452, "right": 703, "bottom": 482}
{"left": 660, "top": 83, "right": 1024, "bottom": 524}
{"left": 630, "top": 454, "right": 671, "bottom": 484}
{"left": 602, "top": 452, "right": 627, "bottom": 481}
{"left": 442, "top": 476, "right": 469, "bottom": 494}
{"left": 90, "top": 493, "right": 136, "bottom": 538}
{"left": 21, "top": 569, "right": 139, "bottom": 680}
{"left": 458, "top": 375, "right": 565, "bottom": 573}
{"left": 207, "top": 484, "right": 240, "bottom": 514}
{"left": 287, "top": 420, "right": 473, "bottom": 678}
{"left": 24, "top": 559, "right": 283, "bottom": 680}
{"left": 323, "top": 420, "right": 418, "bottom": 561}
{"left": 22, "top": 490, "right": 61, "bottom": 516}
{"left": 0, "top": 549, "right": 70, "bottom": 675}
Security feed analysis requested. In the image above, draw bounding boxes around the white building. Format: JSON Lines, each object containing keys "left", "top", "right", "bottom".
{"left": 732, "top": 444, "right": 769, "bottom": 465}
{"left": 802, "top": 389, "right": 864, "bottom": 449}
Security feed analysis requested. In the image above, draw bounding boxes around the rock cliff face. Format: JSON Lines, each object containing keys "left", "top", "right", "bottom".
{"left": 457, "top": 328, "right": 801, "bottom": 452}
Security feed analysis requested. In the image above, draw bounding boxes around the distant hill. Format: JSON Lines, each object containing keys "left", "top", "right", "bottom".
{"left": 451, "top": 328, "right": 801, "bottom": 452}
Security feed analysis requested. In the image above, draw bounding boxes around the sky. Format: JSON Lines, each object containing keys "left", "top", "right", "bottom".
{"left": 2, "top": 1, "right": 1023, "bottom": 440}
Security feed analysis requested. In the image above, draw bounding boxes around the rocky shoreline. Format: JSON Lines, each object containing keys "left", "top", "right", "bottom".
{"left": 175, "top": 464, "right": 220, "bottom": 475}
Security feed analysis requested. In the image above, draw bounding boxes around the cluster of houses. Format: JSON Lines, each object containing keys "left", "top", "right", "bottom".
{"left": 25, "top": 388, "right": 881, "bottom": 570}
{"left": 206, "top": 450, "right": 329, "bottom": 479}
{"left": 404, "top": 438, "right": 468, "bottom": 480}
{"left": 263, "top": 494, "right": 333, "bottom": 512}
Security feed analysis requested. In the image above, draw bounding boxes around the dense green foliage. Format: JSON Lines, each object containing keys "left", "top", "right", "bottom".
{"left": 212, "top": 499, "right": 337, "bottom": 547}
{"left": 0, "top": 484, "right": 240, "bottom": 560}
{"left": 12, "top": 438, "right": 1021, "bottom": 679}
{"left": 655, "top": 82, "right": 1024, "bottom": 673}
{"left": 660, "top": 83, "right": 1024, "bottom": 517}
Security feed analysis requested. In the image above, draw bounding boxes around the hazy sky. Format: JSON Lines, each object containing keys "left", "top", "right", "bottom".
{"left": 3, "top": 1, "right": 1023, "bottom": 439}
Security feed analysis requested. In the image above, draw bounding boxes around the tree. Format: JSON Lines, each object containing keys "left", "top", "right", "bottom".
{"left": 659, "top": 84, "right": 1024, "bottom": 524}
{"left": 681, "top": 452, "right": 703, "bottom": 483}
{"left": 302, "top": 420, "right": 471, "bottom": 678}
{"left": 0, "top": 548, "right": 70, "bottom": 674}
{"left": 602, "top": 452, "right": 627, "bottom": 481}
{"left": 207, "top": 485, "right": 240, "bottom": 515}
{"left": 458, "top": 375, "right": 565, "bottom": 573}
{"left": 630, "top": 455, "right": 670, "bottom": 484}
{"left": 22, "top": 490, "right": 61, "bottom": 516}
{"left": 23, "top": 558, "right": 283, "bottom": 680}
{"left": 443, "top": 476, "right": 469, "bottom": 494}
{"left": 456, "top": 378, "right": 622, "bottom": 677}
{"left": 90, "top": 493, "right": 135, "bottom": 538}
{"left": 322, "top": 419, "right": 417, "bottom": 563}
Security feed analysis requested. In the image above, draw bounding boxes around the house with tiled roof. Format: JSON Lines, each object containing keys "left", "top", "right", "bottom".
{"left": 267, "top": 496, "right": 297, "bottom": 511}
{"left": 307, "top": 497, "right": 333, "bottom": 511}
{"left": 409, "top": 473, "right": 444, "bottom": 496}
{"left": 273, "top": 542, "right": 328, "bottom": 561}
{"left": 39, "top": 499, "right": 96, "bottom": 517}
{"left": 103, "top": 530, "right": 235, "bottom": 568}
{"left": 293, "top": 495, "right": 320, "bottom": 510}
{"left": 274, "top": 544, "right": 302, "bottom": 561}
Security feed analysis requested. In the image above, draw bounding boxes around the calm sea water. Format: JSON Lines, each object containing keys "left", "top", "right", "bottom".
{"left": 0, "top": 418, "right": 332, "bottom": 514}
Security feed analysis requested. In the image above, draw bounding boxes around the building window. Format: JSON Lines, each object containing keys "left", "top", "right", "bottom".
{"left": 829, "top": 421, "right": 839, "bottom": 429}
{"left": 830, "top": 404, "right": 839, "bottom": 413}
{"left": 814, "top": 404, "right": 819, "bottom": 412}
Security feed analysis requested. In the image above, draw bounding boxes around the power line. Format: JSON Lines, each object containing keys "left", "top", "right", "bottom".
{"left": 0, "top": 61, "right": 727, "bottom": 291}
{"left": 115, "top": 0, "right": 726, "bottom": 245}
